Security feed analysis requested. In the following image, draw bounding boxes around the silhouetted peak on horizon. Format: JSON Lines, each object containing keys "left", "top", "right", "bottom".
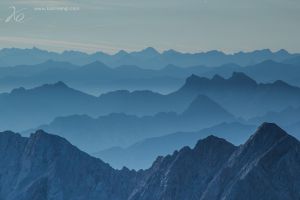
{"left": 185, "top": 72, "right": 257, "bottom": 87}
{"left": 212, "top": 74, "right": 226, "bottom": 82}
{"left": 114, "top": 50, "right": 129, "bottom": 57}
{"left": 204, "top": 50, "right": 226, "bottom": 56}
{"left": 134, "top": 47, "right": 160, "bottom": 57}
{"left": 162, "top": 49, "right": 181, "bottom": 56}
{"left": 229, "top": 72, "right": 257, "bottom": 85}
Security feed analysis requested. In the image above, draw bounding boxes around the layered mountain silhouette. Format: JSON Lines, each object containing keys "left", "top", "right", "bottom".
{"left": 0, "top": 82, "right": 99, "bottom": 131}
{"left": 0, "top": 123, "right": 299, "bottom": 200}
{"left": 95, "top": 122, "right": 256, "bottom": 169}
{"left": 1, "top": 58, "right": 300, "bottom": 95}
{"left": 173, "top": 72, "right": 300, "bottom": 118}
{"left": 2, "top": 72, "right": 300, "bottom": 131}
{"left": 0, "top": 47, "right": 297, "bottom": 68}
{"left": 0, "top": 81, "right": 189, "bottom": 131}
{"left": 26, "top": 95, "right": 235, "bottom": 152}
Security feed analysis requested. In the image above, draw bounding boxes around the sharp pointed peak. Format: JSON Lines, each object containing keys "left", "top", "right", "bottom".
{"left": 53, "top": 81, "right": 68, "bottom": 87}
{"left": 246, "top": 123, "right": 290, "bottom": 146}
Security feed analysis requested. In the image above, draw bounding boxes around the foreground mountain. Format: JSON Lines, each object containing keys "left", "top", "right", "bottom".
{"left": 199, "top": 123, "right": 300, "bottom": 200}
{"left": 0, "top": 123, "right": 299, "bottom": 200}
{"left": 0, "top": 130, "right": 140, "bottom": 200}
{"left": 27, "top": 95, "right": 235, "bottom": 152}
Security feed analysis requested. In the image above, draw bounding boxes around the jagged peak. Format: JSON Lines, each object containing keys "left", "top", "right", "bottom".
{"left": 246, "top": 123, "right": 290, "bottom": 147}
{"left": 0, "top": 130, "right": 22, "bottom": 138}
{"left": 228, "top": 72, "right": 257, "bottom": 86}
{"left": 193, "top": 135, "right": 236, "bottom": 154}
{"left": 28, "top": 129, "right": 71, "bottom": 148}
{"left": 53, "top": 81, "right": 69, "bottom": 88}
{"left": 185, "top": 74, "right": 209, "bottom": 84}
{"left": 212, "top": 74, "right": 226, "bottom": 81}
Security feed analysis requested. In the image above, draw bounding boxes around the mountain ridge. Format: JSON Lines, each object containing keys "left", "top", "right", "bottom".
{"left": 0, "top": 123, "right": 299, "bottom": 200}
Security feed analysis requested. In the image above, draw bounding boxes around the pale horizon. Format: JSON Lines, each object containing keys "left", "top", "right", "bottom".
{"left": 0, "top": 0, "right": 300, "bottom": 53}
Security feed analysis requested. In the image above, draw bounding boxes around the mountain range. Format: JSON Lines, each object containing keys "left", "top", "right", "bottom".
{"left": 0, "top": 123, "right": 299, "bottom": 200}
{"left": 0, "top": 47, "right": 298, "bottom": 69}
{"left": 25, "top": 95, "right": 235, "bottom": 152}
{"left": 1, "top": 59, "right": 300, "bottom": 95}
{"left": 173, "top": 72, "right": 300, "bottom": 118}
{"left": 2, "top": 72, "right": 300, "bottom": 132}
{"left": 94, "top": 122, "right": 256, "bottom": 169}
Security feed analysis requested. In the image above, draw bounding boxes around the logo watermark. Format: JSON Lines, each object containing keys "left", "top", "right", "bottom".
{"left": 0, "top": 5, "right": 80, "bottom": 23}
{"left": 0, "top": 6, "right": 27, "bottom": 23}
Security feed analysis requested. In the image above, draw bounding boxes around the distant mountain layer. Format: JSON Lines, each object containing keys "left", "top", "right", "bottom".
{"left": 0, "top": 47, "right": 298, "bottom": 68}
{"left": 0, "top": 58, "right": 300, "bottom": 95}
{"left": 94, "top": 122, "right": 256, "bottom": 169}
{"left": 2, "top": 72, "right": 300, "bottom": 132}
{"left": 1, "top": 59, "right": 300, "bottom": 96}
{"left": 173, "top": 72, "right": 300, "bottom": 118}
{"left": 26, "top": 95, "right": 235, "bottom": 152}
{"left": 1, "top": 123, "right": 300, "bottom": 200}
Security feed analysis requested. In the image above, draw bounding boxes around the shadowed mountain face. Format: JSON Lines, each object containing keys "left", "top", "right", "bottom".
{"left": 1, "top": 123, "right": 299, "bottom": 200}
{"left": 0, "top": 130, "right": 140, "bottom": 200}
{"left": 27, "top": 95, "right": 235, "bottom": 152}
{"left": 129, "top": 123, "right": 300, "bottom": 200}
{"left": 173, "top": 72, "right": 300, "bottom": 118}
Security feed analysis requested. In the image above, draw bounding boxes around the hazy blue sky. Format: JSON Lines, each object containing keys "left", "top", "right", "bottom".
{"left": 0, "top": 0, "right": 299, "bottom": 53}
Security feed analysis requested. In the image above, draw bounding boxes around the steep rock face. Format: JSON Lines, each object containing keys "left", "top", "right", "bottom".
{"left": 0, "top": 123, "right": 300, "bottom": 200}
{"left": 200, "top": 123, "right": 300, "bottom": 200}
{"left": 129, "top": 136, "right": 237, "bottom": 200}
{"left": 0, "top": 130, "right": 140, "bottom": 200}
